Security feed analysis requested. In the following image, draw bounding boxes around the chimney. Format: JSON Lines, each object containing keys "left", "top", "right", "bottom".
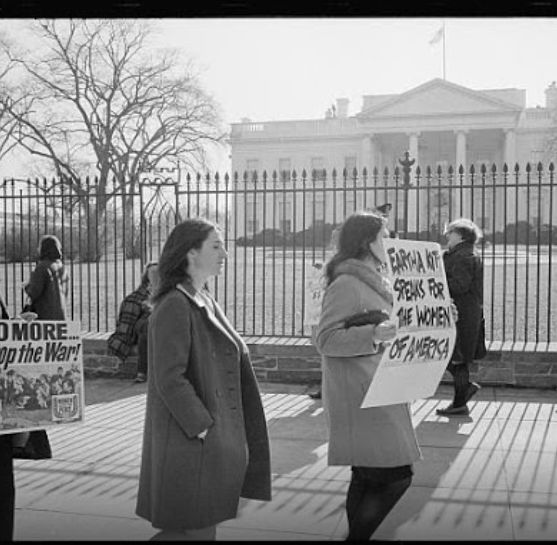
{"left": 336, "top": 98, "right": 349, "bottom": 118}
{"left": 545, "top": 82, "right": 557, "bottom": 109}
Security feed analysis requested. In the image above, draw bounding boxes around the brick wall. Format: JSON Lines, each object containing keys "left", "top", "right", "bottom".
{"left": 84, "top": 334, "right": 557, "bottom": 389}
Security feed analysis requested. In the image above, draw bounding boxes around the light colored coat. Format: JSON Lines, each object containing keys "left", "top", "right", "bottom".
{"left": 315, "top": 258, "right": 422, "bottom": 468}
{"left": 135, "top": 283, "right": 271, "bottom": 530}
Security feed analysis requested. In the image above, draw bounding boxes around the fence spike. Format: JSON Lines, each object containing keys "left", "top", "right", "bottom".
{"left": 537, "top": 161, "right": 543, "bottom": 172}
{"left": 362, "top": 166, "right": 368, "bottom": 178}
{"left": 331, "top": 168, "right": 337, "bottom": 179}
{"left": 526, "top": 162, "right": 531, "bottom": 173}
{"left": 436, "top": 164, "right": 442, "bottom": 175}
{"left": 242, "top": 171, "right": 248, "bottom": 182}
{"left": 186, "top": 172, "right": 191, "bottom": 183}
{"left": 491, "top": 163, "right": 497, "bottom": 173}
{"left": 416, "top": 165, "right": 421, "bottom": 176}
{"left": 292, "top": 169, "right": 297, "bottom": 181}
{"left": 514, "top": 162, "right": 520, "bottom": 173}
{"left": 549, "top": 162, "right": 555, "bottom": 172}
{"left": 262, "top": 170, "right": 267, "bottom": 182}
{"left": 448, "top": 165, "right": 454, "bottom": 175}
{"left": 481, "top": 164, "right": 486, "bottom": 174}
{"left": 224, "top": 172, "right": 229, "bottom": 184}
{"left": 215, "top": 172, "right": 220, "bottom": 184}
{"left": 503, "top": 163, "right": 508, "bottom": 173}
{"left": 197, "top": 172, "right": 202, "bottom": 182}
{"left": 271, "top": 170, "right": 277, "bottom": 183}
{"left": 458, "top": 164, "right": 464, "bottom": 175}
{"left": 233, "top": 171, "right": 239, "bottom": 184}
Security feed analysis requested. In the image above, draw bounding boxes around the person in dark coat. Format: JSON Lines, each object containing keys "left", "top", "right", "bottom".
{"left": 436, "top": 218, "right": 484, "bottom": 416}
{"left": 135, "top": 218, "right": 271, "bottom": 540}
{"left": 24, "top": 234, "right": 69, "bottom": 320}
{"left": 0, "top": 292, "right": 52, "bottom": 542}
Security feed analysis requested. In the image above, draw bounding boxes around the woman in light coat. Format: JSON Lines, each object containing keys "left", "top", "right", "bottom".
{"left": 136, "top": 218, "right": 271, "bottom": 541}
{"left": 314, "top": 211, "right": 422, "bottom": 541}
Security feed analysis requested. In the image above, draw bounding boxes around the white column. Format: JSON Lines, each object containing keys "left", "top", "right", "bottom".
{"left": 360, "top": 134, "right": 377, "bottom": 175}
{"left": 455, "top": 130, "right": 468, "bottom": 216}
{"left": 503, "top": 129, "right": 517, "bottom": 232}
{"left": 504, "top": 129, "right": 516, "bottom": 169}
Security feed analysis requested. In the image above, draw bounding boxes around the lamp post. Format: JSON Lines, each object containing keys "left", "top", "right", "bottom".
{"left": 398, "top": 151, "right": 415, "bottom": 236}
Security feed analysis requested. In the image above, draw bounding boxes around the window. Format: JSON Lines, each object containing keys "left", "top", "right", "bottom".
{"left": 278, "top": 199, "right": 292, "bottom": 234}
{"left": 311, "top": 157, "right": 326, "bottom": 181}
{"left": 246, "top": 159, "right": 259, "bottom": 180}
{"left": 246, "top": 195, "right": 259, "bottom": 234}
{"left": 344, "top": 156, "right": 358, "bottom": 178}
{"left": 279, "top": 158, "right": 291, "bottom": 183}
{"left": 314, "top": 194, "right": 325, "bottom": 222}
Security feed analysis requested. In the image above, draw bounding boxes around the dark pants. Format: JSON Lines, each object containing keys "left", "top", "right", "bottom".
{"left": 0, "top": 435, "right": 15, "bottom": 542}
{"left": 447, "top": 361, "right": 470, "bottom": 408}
{"left": 135, "top": 316, "right": 149, "bottom": 376}
{"left": 346, "top": 465, "right": 413, "bottom": 541}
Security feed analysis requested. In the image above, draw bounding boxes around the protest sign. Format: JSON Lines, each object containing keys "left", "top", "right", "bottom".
{"left": 0, "top": 320, "right": 84, "bottom": 434}
{"left": 361, "top": 239, "right": 456, "bottom": 408}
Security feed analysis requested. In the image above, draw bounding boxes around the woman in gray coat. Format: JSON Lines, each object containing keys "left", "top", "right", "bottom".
{"left": 135, "top": 218, "right": 271, "bottom": 540}
{"left": 314, "top": 212, "right": 422, "bottom": 541}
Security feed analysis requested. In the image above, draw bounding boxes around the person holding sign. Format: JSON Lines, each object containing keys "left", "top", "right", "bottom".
{"left": 436, "top": 218, "right": 484, "bottom": 416}
{"left": 314, "top": 212, "right": 421, "bottom": 541}
{"left": 136, "top": 218, "right": 271, "bottom": 541}
{"left": 0, "top": 291, "right": 52, "bottom": 542}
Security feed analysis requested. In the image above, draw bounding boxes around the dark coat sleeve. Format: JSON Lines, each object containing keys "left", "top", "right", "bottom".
{"left": 24, "top": 264, "right": 47, "bottom": 302}
{"left": 0, "top": 294, "right": 9, "bottom": 319}
{"left": 446, "top": 253, "right": 476, "bottom": 297}
{"left": 151, "top": 295, "right": 214, "bottom": 439}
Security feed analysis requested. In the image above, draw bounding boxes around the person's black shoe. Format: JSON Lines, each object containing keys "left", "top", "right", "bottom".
{"left": 465, "top": 382, "right": 481, "bottom": 403}
{"left": 308, "top": 389, "right": 322, "bottom": 400}
{"left": 436, "top": 403, "right": 469, "bottom": 416}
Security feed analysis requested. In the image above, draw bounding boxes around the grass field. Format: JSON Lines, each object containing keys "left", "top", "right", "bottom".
{"left": 1, "top": 244, "right": 556, "bottom": 344}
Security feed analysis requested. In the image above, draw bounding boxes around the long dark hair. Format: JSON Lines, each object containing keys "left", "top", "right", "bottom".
{"left": 152, "top": 218, "right": 216, "bottom": 304}
{"left": 140, "top": 261, "right": 158, "bottom": 289}
{"left": 325, "top": 212, "right": 385, "bottom": 286}
{"left": 39, "top": 235, "right": 62, "bottom": 261}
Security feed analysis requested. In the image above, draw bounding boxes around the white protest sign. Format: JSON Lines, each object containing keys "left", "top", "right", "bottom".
{"left": 0, "top": 320, "right": 84, "bottom": 434}
{"left": 361, "top": 239, "right": 456, "bottom": 408}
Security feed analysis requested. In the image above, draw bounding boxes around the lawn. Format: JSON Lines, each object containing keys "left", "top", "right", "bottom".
{"left": 1, "top": 244, "right": 555, "bottom": 344}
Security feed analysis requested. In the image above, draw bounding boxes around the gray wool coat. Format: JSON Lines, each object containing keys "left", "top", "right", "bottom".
{"left": 135, "top": 283, "right": 271, "bottom": 530}
{"left": 314, "top": 259, "right": 422, "bottom": 468}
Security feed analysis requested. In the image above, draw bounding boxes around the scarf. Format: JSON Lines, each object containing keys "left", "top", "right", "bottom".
{"left": 333, "top": 258, "right": 393, "bottom": 305}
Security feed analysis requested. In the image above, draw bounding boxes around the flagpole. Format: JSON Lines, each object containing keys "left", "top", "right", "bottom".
{"left": 442, "top": 21, "right": 446, "bottom": 80}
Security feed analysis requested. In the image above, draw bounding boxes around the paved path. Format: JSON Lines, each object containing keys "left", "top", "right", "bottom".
{"left": 12, "top": 379, "right": 557, "bottom": 541}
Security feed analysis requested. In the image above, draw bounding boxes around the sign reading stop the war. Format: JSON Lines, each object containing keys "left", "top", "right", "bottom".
{"left": 0, "top": 319, "right": 84, "bottom": 434}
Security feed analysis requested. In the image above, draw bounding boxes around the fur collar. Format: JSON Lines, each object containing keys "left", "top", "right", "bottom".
{"left": 333, "top": 258, "right": 393, "bottom": 305}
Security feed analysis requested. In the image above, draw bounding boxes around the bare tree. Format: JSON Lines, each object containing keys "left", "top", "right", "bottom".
{"left": 0, "top": 32, "right": 27, "bottom": 164}
{"left": 2, "top": 19, "right": 225, "bottom": 211}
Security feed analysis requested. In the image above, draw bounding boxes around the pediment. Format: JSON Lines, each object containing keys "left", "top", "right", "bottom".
{"left": 359, "top": 79, "right": 521, "bottom": 119}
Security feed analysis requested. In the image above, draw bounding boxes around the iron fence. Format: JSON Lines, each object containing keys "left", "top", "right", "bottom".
{"left": 1, "top": 159, "right": 556, "bottom": 346}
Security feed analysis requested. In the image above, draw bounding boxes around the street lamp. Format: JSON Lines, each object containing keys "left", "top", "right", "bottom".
{"left": 398, "top": 150, "right": 415, "bottom": 235}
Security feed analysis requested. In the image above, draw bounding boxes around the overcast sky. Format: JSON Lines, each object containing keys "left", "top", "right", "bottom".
{"left": 2, "top": 17, "right": 556, "bottom": 174}
{"left": 152, "top": 18, "right": 557, "bottom": 123}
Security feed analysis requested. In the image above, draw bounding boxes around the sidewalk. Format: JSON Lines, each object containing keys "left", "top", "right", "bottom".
{"left": 12, "top": 378, "right": 557, "bottom": 541}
